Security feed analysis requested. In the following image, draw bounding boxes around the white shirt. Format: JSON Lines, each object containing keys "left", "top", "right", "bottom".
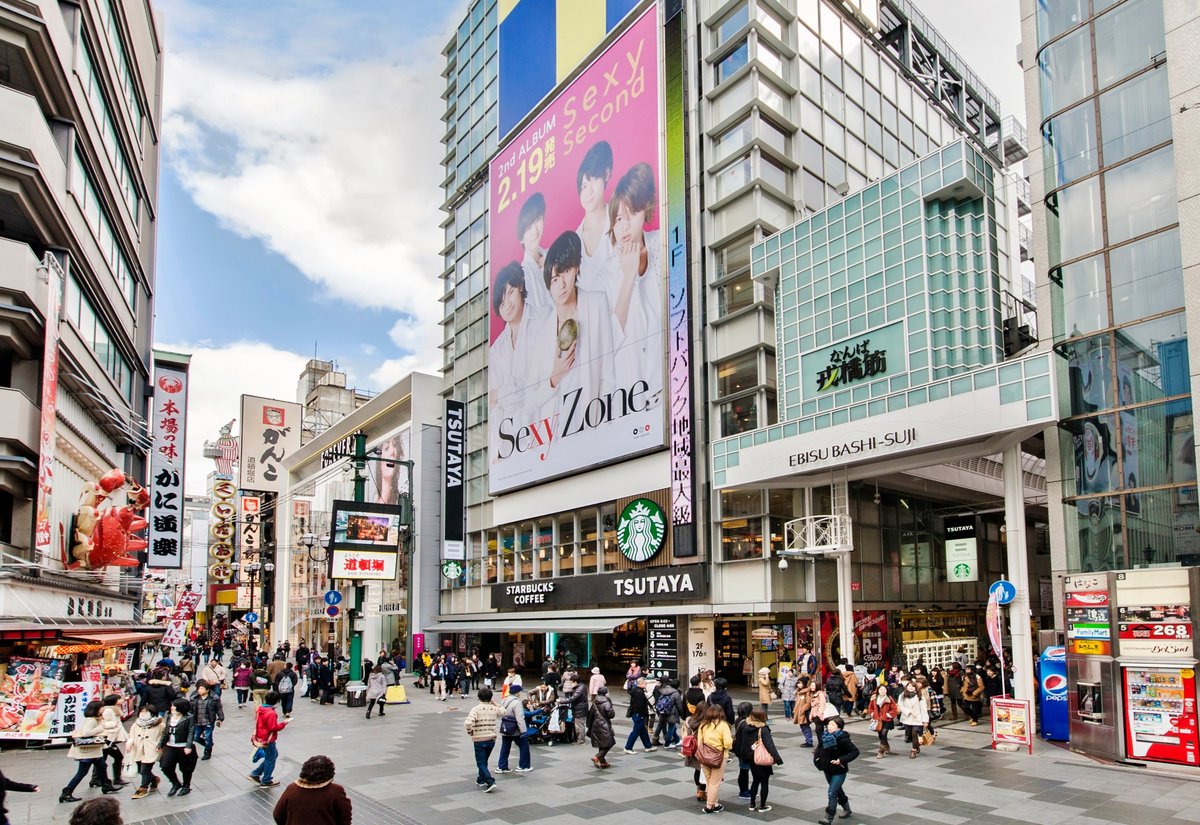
{"left": 576, "top": 213, "right": 614, "bottom": 293}
{"left": 488, "top": 307, "right": 547, "bottom": 459}
{"left": 521, "top": 249, "right": 553, "bottom": 315}
{"left": 529, "top": 288, "right": 620, "bottom": 420}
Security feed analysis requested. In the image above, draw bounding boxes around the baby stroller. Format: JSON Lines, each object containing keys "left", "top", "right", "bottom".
{"left": 529, "top": 703, "right": 573, "bottom": 746}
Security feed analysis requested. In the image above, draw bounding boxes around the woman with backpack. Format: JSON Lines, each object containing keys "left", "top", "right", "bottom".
{"left": 737, "top": 708, "right": 782, "bottom": 812}
{"left": 694, "top": 703, "right": 732, "bottom": 814}
{"left": 814, "top": 716, "right": 858, "bottom": 825}
{"left": 868, "top": 683, "right": 898, "bottom": 757}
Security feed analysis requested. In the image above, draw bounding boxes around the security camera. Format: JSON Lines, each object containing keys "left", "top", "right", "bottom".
{"left": 778, "top": 557, "right": 789, "bottom": 571}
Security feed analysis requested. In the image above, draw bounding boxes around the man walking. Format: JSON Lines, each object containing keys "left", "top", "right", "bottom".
{"left": 249, "top": 691, "right": 288, "bottom": 788}
{"left": 623, "top": 677, "right": 657, "bottom": 754}
{"left": 199, "top": 658, "right": 228, "bottom": 698}
{"left": 464, "top": 687, "right": 501, "bottom": 792}
{"left": 274, "top": 662, "right": 299, "bottom": 718}
{"left": 496, "top": 684, "right": 532, "bottom": 773}
{"left": 191, "top": 680, "right": 224, "bottom": 760}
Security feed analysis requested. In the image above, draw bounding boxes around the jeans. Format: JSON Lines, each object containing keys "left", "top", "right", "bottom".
{"left": 250, "top": 741, "right": 278, "bottom": 784}
{"left": 664, "top": 721, "right": 679, "bottom": 746}
{"left": 497, "top": 732, "right": 531, "bottom": 770}
{"left": 825, "top": 770, "right": 849, "bottom": 814}
{"left": 625, "top": 713, "right": 652, "bottom": 750}
{"left": 236, "top": 688, "right": 249, "bottom": 706}
{"left": 782, "top": 699, "right": 795, "bottom": 719}
{"left": 279, "top": 692, "right": 294, "bottom": 715}
{"left": 64, "top": 758, "right": 106, "bottom": 794}
{"left": 473, "top": 739, "right": 495, "bottom": 785}
{"left": 193, "top": 724, "right": 214, "bottom": 756}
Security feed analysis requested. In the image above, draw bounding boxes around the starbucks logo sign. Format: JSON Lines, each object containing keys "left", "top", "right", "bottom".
{"left": 617, "top": 498, "right": 667, "bottom": 562}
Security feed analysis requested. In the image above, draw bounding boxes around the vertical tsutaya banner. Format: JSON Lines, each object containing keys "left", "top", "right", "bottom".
{"left": 663, "top": 0, "right": 694, "bottom": 555}
{"left": 487, "top": 7, "right": 665, "bottom": 494}
{"left": 238, "top": 396, "right": 302, "bottom": 494}
{"left": 943, "top": 515, "right": 978, "bottom": 582}
{"left": 147, "top": 357, "right": 189, "bottom": 569}
{"left": 443, "top": 399, "right": 465, "bottom": 560}
{"left": 33, "top": 253, "right": 63, "bottom": 556}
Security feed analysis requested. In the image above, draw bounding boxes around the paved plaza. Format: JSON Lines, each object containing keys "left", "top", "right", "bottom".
{"left": 5, "top": 681, "right": 1200, "bottom": 825}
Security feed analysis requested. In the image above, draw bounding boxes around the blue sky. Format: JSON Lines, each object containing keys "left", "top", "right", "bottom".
{"left": 152, "top": 0, "right": 1021, "bottom": 495}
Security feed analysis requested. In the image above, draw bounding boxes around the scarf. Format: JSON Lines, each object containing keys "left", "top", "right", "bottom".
{"left": 136, "top": 716, "right": 158, "bottom": 728}
{"left": 821, "top": 731, "right": 838, "bottom": 750}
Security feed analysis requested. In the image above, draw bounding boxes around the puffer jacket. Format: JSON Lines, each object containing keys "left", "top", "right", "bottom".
{"left": 779, "top": 670, "right": 799, "bottom": 701}
{"left": 141, "top": 679, "right": 175, "bottom": 713}
{"left": 896, "top": 690, "right": 929, "bottom": 726}
{"left": 125, "top": 717, "right": 164, "bottom": 764}
{"left": 586, "top": 694, "right": 615, "bottom": 750}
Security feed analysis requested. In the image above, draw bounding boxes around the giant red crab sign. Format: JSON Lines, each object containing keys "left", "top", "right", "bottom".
{"left": 60, "top": 469, "right": 148, "bottom": 570}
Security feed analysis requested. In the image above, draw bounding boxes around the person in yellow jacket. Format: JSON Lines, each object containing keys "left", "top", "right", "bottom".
{"left": 695, "top": 704, "right": 733, "bottom": 814}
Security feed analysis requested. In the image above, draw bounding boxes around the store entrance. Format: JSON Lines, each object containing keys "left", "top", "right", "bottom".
{"left": 715, "top": 621, "right": 747, "bottom": 683}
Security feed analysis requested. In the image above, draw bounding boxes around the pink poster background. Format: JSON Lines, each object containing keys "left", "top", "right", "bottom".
{"left": 487, "top": 8, "right": 660, "bottom": 346}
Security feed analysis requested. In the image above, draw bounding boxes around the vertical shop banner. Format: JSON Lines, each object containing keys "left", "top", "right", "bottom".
{"left": 49, "top": 681, "right": 99, "bottom": 738}
{"left": 943, "top": 516, "right": 978, "bottom": 582}
{"left": 161, "top": 620, "right": 189, "bottom": 649}
{"left": 240, "top": 495, "right": 261, "bottom": 554}
{"left": 238, "top": 396, "right": 302, "bottom": 494}
{"left": 33, "top": 253, "right": 63, "bottom": 555}
{"left": 819, "top": 611, "right": 890, "bottom": 673}
{"left": 171, "top": 590, "right": 203, "bottom": 621}
{"left": 148, "top": 360, "right": 188, "bottom": 568}
{"left": 443, "top": 400, "right": 465, "bottom": 560}
{"left": 486, "top": 7, "right": 665, "bottom": 495}
{"left": 0, "top": 657, "right": 66, "bottom": 740}
{"left": 647, "top": 617, "right": 678, "bottom": 681}
{"left": 663, "top": 0, "right": 694, "bottom": 554}
{"left": 986, "top": 589, "right": 1005, "bottom": 668}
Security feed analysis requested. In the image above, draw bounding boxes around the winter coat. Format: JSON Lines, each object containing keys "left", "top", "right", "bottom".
{"left": 682, "top": 686, "right": 705, "bottom": 718}
{"left": 141, "top": 679, "right": 176, "bottom": 713}
{"left": 682, "top": 713, "right": 706, "bottom": 769}
{"left": 655, "top": 685, "right": 682, "bottom": 724}
{"left": 274, "top": 669, "right": 299, "bottom": 695}
{"left": 272, "top": 778, "right": 353, "bottom": 825}
{"left": 588, "top": 672, "right": 605, "bottom": 697}
{"left": 946, "top": 669, "right": 963, "bottom": 699}
{"left": 587, "top": 694, "right": 616, "bottom": 750}
{"left": 0, "top": 769, "right": 35, "bottom": 818}
{"left": 809, "top": 689, "right": 829, "bottom": 722}
{"left": 125, "top": 717, "right": 164, "bottom": 764}
{"left": 779, "top": 670, "right": 799, "bottom": 701}
{"left": 824, "top": 673, "right": 847, "bottom": 706}
{"left": 868, "top": 695, "right": 898, "bottom": 729}
{"left": 708, "top": 687, "right": 735, "bottom": 725}
{"left": 842, "top": 668, "right": 859, "bottom": 701}
{"left": 192, "top": 693, "right": 224, "bottom": 727}
{"left": 757, "top": 670, "right": 774, "bottom": 704}
{"left": 100, "top": 705, "right": 127, "bottom": 744}
{"left": 67, "top": 717, "right": 106, "bottom": 760}
{"left": 159, "top": 712, "right": 195, "bottom": 749}
{"left": 463, "top": 701, "right": 501, "bottom": 741}
{"left": 697, "top": 720, "right": 732, "bottom": 755}
{"left": 627, "top": 686, "right": 649, "bottom": 718}
{"left": 896, "top": 691, "right": 930, "bottom": 726}
{"left": 814, "top": 729, "right": 859, "bottom": 774}
{"left": 499, "top": 694, "right": 528, "bottom": 734}
{"left": 253, "top": 706, "right": 287, "bottom": 746}
{"left": 365, "top": 671, "right": 387, "bottom": 702}
{"left": 200, "top": 662, "right": 228, "bottom": 687}
{"left": 735, "top": 718, "right": 783, "bottom": 774}
{"left": 377, "top": 661, "right": 399, "bottom": 686}
{"left": 566, "top": 681, "right": 588, "bottom": 717}
{"left": 233, "top": 666, "right": 253, "bottom": 688}
{"left": 962, "top": 673, "right": 985, "bottom": 702}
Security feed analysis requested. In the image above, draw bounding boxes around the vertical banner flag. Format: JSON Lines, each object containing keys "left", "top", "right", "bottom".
{"left": 486, "top": 7, "right": 665, "bottom": 494}
{"left": 33, "top": 253, "right": 64, "bottom": 555}
{"left": 986, "top": 588, "right": 1005, "bottom": 669}
{"left": 239, "top": 396, "right": 302, "bottom": 494}
{"left": 443, "top": 400, "right": 466, "bottom": 560}
{"left": 148, "top": 356, "right": 189, "bottom": 569}
{"left": 240, "top": 495, "right": 261, "bottom": 553}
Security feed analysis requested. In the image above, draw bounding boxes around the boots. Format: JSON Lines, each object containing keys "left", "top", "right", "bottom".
{"left": 840, "top": 804, "right": 853, "bottom": 818}
{"left": 876, "top": 744, "right": 885, "bottom": 758}
{"left": 59, "top": 790, "right": 81, "bottom": 804}
{"left": 883, "top": 741, "right": 891, "bottom": 754}
{"left": 910, "top": 748, "right": 919, "bottom": 759}
{"left": 132, "top": 786, "right": 150, "bottom": 800}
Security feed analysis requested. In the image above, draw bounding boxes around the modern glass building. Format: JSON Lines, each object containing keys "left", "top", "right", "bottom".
{"left": 1022, "top": 0, "right": 1199, "bottom": 575}
{"left": 434, "top": 0, "right": 1034, "bottom": 679}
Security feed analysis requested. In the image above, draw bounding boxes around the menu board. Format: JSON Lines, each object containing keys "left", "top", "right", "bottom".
{"left": 1064, "top": 574, "right": 1112, "bottom": 656}
{"left": 991, "top": 697, "right": 1033, "bottom": 753}
{"left": 647, "top": 617, "right": 678, "bottom": 682}
{"left": 1123, "top": 667, "right": 1199, "bottom": 766}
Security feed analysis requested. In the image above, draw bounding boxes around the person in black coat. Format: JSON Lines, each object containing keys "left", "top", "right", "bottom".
{"left": 141, "top": 668, "right": 176, "bottom": 715}
{"left": 316, "top": 658, "right": 335, "bottom": 705}
{"left": 708, "top": 677, "right": 736, "bottom": 725}
{"left": 814, "top": 715, "right": 859, "bottom": 825}
{"left": 735, "top": 710, "right": 782, "bottom": 812}
{"left": 0, "top": 769, "right": 37, "bottom": 824}
{"left": 623, "top": 678, "right": 655, "bottom": 752}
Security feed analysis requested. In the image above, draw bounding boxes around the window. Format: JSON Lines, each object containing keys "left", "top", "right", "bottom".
{"left": 720, "top": 394, "right": 758, "bottom": 435}
{"left": 1046, "top": 175, "right": 1102, "bottom": 266}
{"left": 1038, "top": 26, "right": 1092, "bottom": 116}
{"left": 715, "top": 235, "right": 753, "bottom": 280}
{"left": 716, "top": 4, "right": 749, "bottom": 47}
{"left": 1042, "top": 101, "right": 1097, "bottom": 190}
{"left": 1104, "top": 146, "right": 1178, "bottom": 245}
{"left": 714, "top": 155, "right": 751, "bottom": 199}
{"left": 718, "top": 274, "right": 755, "bottom": 315}
{"left": 756, "top": 5, "right": 784, "bottom": 40}
{"left": 63, "top": 276, "right": 135, "bottom": 400}
{"left": 97, "top": 0, "right": 146, "bottom": 145}
{"left": 760, "top": 117, "right": 788, "bottom": 154}
{"left": 1056, "top": 253, "right": 1107, "bottom": 336}
{"left": 70, "top": 152, "right": 136, "bottom": 309}
{"left": 78, "top": 43, "right": 139, "bottom": 223}
{"left": 758, "top": 42, "right": 784, "bottom": 79}
{"left": 716, "top": 352, "right": 758, "bottom": 397}
{"left": 1036, "top": 0, "right": 1086, "bottom": 44}
{"left": 1099, "top": 67, "right": 1171, "bottom": 165}
{"left": 760, "top": 154, "right": 789, "bottom": 193}
{"left": 717, "top": 41, "right": 749, "bottom": 84}
{"left": 1110, "top": 229, "right": 1183, "bottom": 325}
{"left": 714, "top": 118, "right": 752, "bottom": 163}
{"left": 1094, "top": 0, "right": 1165, "bottom": 89}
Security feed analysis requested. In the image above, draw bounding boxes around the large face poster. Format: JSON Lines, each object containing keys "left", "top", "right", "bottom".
{"left": 486, "top": 7, "right": 665, "bottom": 495}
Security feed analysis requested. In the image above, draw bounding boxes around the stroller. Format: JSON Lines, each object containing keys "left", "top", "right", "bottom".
{"left": 526, "top": 702, "right": 573, "bottom": 746}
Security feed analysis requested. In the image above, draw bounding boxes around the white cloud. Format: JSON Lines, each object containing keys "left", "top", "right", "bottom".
{"left": 159, "top": 341, "right": 309, "bottom": 496}
{"left": 160, "top": 2, "right": 452, "bottom": 367}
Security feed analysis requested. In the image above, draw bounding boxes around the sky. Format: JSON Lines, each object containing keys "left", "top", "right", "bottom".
{"left": 152, "top": 0, "right": 1024, "bottom": 495}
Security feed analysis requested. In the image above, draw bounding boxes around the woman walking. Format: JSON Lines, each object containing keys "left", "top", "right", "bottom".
{"left": 60, "top": 700, "right": 117, "bottom": 803}
{"left": 793, "top": 675, "right": 815, "bottom": 746}
{"left": 586, "top": 685, "right": 615, "bottom": 767}
{"left": 695, "top": 703, "right": 732, "bottom": 814}
{"left": 125, "top": 705, "right": 164, "bottom": 798}
{"left": 896, "top": 681, "right": 930, "bottom": 758}
{"left": 806, "top": 678, "right": 829, "bottom": 748}
{"left": 232, "top": 660, "right": 253, "bottom": 708}
{"left": 743, "top": 709, "right": 782, "bottom": 812}
{"left": 365, "top": 666, "right": 388, "bottom": 719}
{"left": 756, "top": 667, "right": 774, "bottom": 718}
{"left": 868, "top": 684, "right": 898, "bottom": 757}
{"left": 815, "top": 716, "right": 858, "bottom": 825}
{"left": 272, "top": 755, "right": 352, "bottom": 825}
{"left": 158, "top": 698, "right": 196, "bottom": 796}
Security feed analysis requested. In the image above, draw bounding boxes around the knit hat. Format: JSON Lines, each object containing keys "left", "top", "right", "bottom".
{"left": 591, "top": 667, "right": 600, "bottom": 674}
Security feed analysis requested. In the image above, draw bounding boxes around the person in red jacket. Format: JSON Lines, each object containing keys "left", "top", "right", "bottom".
{"left": 249, "top": 691, "right": 288, "bottom": 788}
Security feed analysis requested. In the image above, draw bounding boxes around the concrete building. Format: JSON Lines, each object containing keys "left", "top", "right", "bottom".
{"left": 297, "top": 358, "right": 374, "bottom": 444}
{"left": 432, "top": 0, "right": 1045, "bottom": 685}
{"left": 0, "top": 0, "right": 163, "bottom": 649}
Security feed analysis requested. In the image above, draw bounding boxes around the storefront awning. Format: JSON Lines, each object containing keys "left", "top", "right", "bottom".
{"left": 59, "top": 630, "right": 163, "bottom": 646}
{"left": 424, "top": 616, "right": 642, "bottom": 634}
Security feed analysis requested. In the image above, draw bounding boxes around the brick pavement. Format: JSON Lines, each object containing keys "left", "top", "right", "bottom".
{"left": 5, "top": 678, "right": 1200, "bottom": 824}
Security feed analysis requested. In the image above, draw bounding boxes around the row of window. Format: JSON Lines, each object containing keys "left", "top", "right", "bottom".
{"left": 97, "top": 0, "right": 145, "bottom": 147}
{"left": 78, "top": 41, "right": 140, "bottom": 224}
{"left": 63, "top": 275, "right": 134, "bottom": 401}
{"left": 70, "top": 151, "right": 137, "bottom": 310}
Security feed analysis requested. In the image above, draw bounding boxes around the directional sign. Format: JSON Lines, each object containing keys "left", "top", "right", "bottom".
{"left": 989, "top": 580, "right": 1017, "bottom": 606}
{"left": 244, "top": 611, "right": 259, "bottom": 625}
{"left": 324, "top": 590, "right": 343, "bottom": 607}
{"left": 326, "top": 605, "right": 340, "bottom": 618}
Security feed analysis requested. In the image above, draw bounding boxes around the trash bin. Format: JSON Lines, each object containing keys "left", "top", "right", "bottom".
{"left": 345, "top": 685, "right": 367, "bottom": 708}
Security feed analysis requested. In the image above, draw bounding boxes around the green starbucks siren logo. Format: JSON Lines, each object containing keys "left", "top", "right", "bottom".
{"left": 618, "top": 498, "right": 667, "bottom": 562}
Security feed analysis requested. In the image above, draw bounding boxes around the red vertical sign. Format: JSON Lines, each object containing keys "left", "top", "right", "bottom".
{"left": 33, "top": 254, "right": 63, "bottom": 555}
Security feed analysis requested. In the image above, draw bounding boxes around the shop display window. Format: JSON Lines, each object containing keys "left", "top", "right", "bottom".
{"left": 579, "top": 509, "right": 598, "bottom": 575}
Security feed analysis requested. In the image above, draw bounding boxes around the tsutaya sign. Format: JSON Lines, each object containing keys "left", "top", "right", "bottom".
{"left": 491, "top": 565, "right": 708, "bottom": 611}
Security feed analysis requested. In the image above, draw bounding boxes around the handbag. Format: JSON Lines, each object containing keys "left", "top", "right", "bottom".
{"left": 920, "top": 729, "right": 936, "bottom": 747}
{"left": 680, "top": 734, "right": 697, "bottom": 758}
{"left": 868, "top": 719, "right": 880, "bottom": 732}
{"left": 73, "top": 736, "right": 108, "bottom": 747}
{"left": 752, "top": 731, "right": 774, "bottom": 766}
{"left": 695, "top": 739, "right": 724, "bottom": 768}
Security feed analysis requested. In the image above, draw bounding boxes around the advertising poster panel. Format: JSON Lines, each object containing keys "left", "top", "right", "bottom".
{"left": 238, "top": 396, "right": 302, "bottom": 494}
{"left": 0, "top": 657, "right": 66, "bottom": 740}
{"left": 990, "top": 697, "right": 1033, "bottom": 753}
{"left": 818, "top": 610, "right": 889, "bottom": 674}
{"left": 486, "top": 7, "right": 664, "bottom": 494}
{"left": 33, "top": 253, "right": 63, "bottom": 555}
{"left": 148, "top": 360, "right": 188, "bottom": 568}
{"left": 329, "top": 500, "right": 402, "bottom": 581}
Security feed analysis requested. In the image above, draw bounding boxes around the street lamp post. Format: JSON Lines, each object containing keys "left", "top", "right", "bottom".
{"left": 235, "top": 560, "right": 275, "bottom": 652}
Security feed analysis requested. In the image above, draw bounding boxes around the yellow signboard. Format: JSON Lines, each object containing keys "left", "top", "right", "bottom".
{"left": 385, "top": 685, "right": 409, "bottom": 704}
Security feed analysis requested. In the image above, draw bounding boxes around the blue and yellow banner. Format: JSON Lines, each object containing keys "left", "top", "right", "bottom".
{"left": 499, "top": 0, "right": 641, "bottom": 137}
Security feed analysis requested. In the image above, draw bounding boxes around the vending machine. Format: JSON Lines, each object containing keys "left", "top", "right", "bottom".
{"left": 1122, "top": 666, "right": 1199, "bottom": 765}
{"left": 1039, "top": 646, "right": 1069, "bottom": 741}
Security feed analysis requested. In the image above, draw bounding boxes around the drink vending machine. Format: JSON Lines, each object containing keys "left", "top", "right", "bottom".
{"left": 1039, "top": 646, "right": 1068, "bottom": 741}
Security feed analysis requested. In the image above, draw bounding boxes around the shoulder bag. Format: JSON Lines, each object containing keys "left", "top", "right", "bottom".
{"left": 752, "top": 730, "right": 774, "bottom": 766}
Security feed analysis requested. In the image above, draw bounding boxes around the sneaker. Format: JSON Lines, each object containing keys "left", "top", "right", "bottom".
{"left": 839, "top": 809, "right": 852, "bottom": 818}
{"left": 711, "top": 805, "right": 725, "bottom": 813}
{"left": 802, "top": 742, "right": 814, "bottom": 748}
{"left": 623, "top": 748, "right": 636, "bottom": 754}
{"left": 749, "top": 804, "right": 758, "bottom": 811}
{"left": 483, "top": 782, "right": 496, "bottom": 793}
{"left": 476, "top": 781, "right": 488, "bottom": 787}
{"left": 969, "top": 720, "right": 979, "bottom": 726}
{"left": 739, "top": 791, "right": 753, "bottom": 800}
{"left": 496, "top": 768, "right": 513, "bottom": 773}
{"left": 259, "top": 780, "right": 280, "bottom": 788}
{"left": 666, "top": 742, "right": 679, "bottom": 749}
{"left": 515, "top": 767, "right": 534, "bottom": 772}
{"left": 248, "top": 775, "right": 262, "bottom": 783}
{"left": 758, "top": 805, "right": 772, "bottom": 813}
{"left": 643, "top": 747, "right": 658, "bottom": 753}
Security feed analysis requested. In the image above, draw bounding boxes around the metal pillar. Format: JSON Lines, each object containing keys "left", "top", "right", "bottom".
{"left": 836, "top": 552, "right": 855, "bottom": 665}
{"left": 1003, "top": 446, "right": 1037, "bottom": 728}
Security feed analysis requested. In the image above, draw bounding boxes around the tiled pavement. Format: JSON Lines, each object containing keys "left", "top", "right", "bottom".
{"left": 6, "top": 680, "right": 1200, "bottom": 825}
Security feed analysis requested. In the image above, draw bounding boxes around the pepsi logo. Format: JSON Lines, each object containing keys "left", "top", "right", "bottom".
{"left": 1043, "top": 674, "right": 1068, "bottom": 695}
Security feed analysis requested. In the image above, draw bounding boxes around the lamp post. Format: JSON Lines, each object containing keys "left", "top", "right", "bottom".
{"left": 234, "top": 560, "right": 275, "bottom": 652}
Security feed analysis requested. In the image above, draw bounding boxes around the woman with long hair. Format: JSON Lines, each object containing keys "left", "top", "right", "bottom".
{"left": 695, "top": 703, "right": 733, "bottom": 814}
{"left": 60, "top": 700, "right": 117, "bottom": 803}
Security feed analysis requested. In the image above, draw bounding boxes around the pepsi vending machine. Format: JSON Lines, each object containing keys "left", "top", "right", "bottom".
{"left": 1039, "top": 646, "right": 1068, "bottom": 740}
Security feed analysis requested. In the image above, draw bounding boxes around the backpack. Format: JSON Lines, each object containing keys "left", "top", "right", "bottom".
{"left": 655, "top": 692, "right": 675, "bottom": 715}
{"left": 277, "top": 674, "right": 293, "bottom": 694}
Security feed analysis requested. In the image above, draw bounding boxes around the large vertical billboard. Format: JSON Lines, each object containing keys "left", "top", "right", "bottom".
{"left": 147, "top": 356, "right": 189, "bottom": 569}
{"left": 487, "top": 6, "right": 664, "bottom": 495}
{"left": 238, "top": 395, "right": 302, "bottom": 494}
{"left": 33, "top": 253, "right": 63, "bottom": 555}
